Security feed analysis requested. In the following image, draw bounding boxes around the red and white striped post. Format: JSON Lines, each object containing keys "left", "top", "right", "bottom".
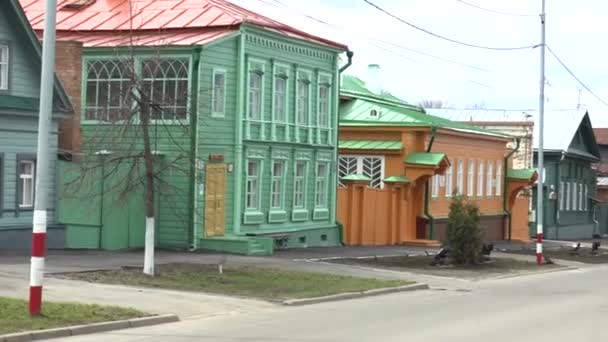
{"left": 29, "top": 0, "right": 57, "bottom": 316}
{"left": 536, "top": 231, "right": 543, "bottom": 265}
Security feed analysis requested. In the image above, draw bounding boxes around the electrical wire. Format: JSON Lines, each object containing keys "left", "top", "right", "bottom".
{"left": 454, "top": 0, "right": 537, "bottom": 17}
{"left": 363, "top": 0, "right": 538, "bottom": 51}
{"left": 248, "top": 0, "right": 492, "bottom": 72}
{"left": 546, "top": 45, "right": 608, "bottom": 107}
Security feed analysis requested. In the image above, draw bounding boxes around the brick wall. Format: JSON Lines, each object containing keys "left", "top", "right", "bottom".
{"left": 54, "top": 40, "right": 83, "bottom": 160}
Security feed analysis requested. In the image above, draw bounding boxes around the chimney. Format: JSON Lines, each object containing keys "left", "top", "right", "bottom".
{"left": 54, "top": 40, "right": 83, "bottom": 161}
{"left": 366, "top": 64, "right": 382, "bottom": 94}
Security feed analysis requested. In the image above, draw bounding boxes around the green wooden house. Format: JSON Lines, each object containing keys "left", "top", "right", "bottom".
{"left": 0, "top": 0, "right": 73, "bottom": 249}
{"left": 532, "top": 111, "right": 601, "bottom": 240}
{"left": 22, "top": 0, "right": 349, "bottom": 255}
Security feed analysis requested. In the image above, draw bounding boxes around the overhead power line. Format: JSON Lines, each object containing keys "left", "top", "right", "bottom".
{"left": 546, "top": 45, "right": 608, "bottom": 107}
{"left": 454, "top": 0, "right": 537, "bottom": 17}
{"left": 363, "top": 0, "right": 538, "bottom": 51}
{"left": 249, "top": 0, "right": 492, "bottom": 72}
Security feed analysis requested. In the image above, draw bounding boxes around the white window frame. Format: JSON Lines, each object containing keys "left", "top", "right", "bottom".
{"left": 486, "top": 161, "right": 494, "bottom": 197}
{"left": 141, "top": 58, "right": 190, "bottom": 122}
{"left": 293, "top": 161, "right": 307, "bottom": 209}
{"left": 467, "top": 160, "right": 475, "bottom": 197}
{"left": 18, "top": 160, "right": 35, "bottom": 208}
{"left": 456, "top": 160, "right": 464, "bottom": 195}
{"left": 211, "top": 68, "right": 226, "bottom": 117}
{"left": 572, "top": 181, "right": 577, "bottom": 211}
{"left": 578, "top": 183, "right": 583, "bottom": 211}
{"left": 584, "top": 184, "right": 589, "bottom": 211}
{"left": 566, "top": 182, "right": 571, "bottom": 211}
{"left": 495, "top": 160, "right": 503, "bottom": 197}
{"left": 315, "top": 162, "right": 329, "bottom": 208}
{"left": 247, "top": 59, "right": 265, "bottom": 120}
{"left": 559, "top": 181, "right": 565, "bottom": 211}
{"left": 296, "top": 69, "right": 312, "bottom": 126}
{"left": 270, "top": 160, "right": 286, "bottom": 209}
{"left": 0, "top": 44, "right": 8, "bottom": 91}
{"left": 477, "top": 159, "right": 484, "bottom": 197}
{"left": 272, "top": 62, "right": 290, "bottom": 124}
{"left": 338, "top": 155, "right": 386, "bottom": 189}
{"left": 445, "top": 162, "right": 454, "bottom": 197}
{"left": 317, "top": 72, "right": 332, "bottom": 128}
{"left": 245, "top": 159, "right": 262, "bottom": 211}
{"left": 431, "top": 175, "right": 440, "bottom": 198}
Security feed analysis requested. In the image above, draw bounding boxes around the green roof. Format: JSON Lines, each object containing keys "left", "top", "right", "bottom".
{"left": 507, "top": 169, "right": 537, "bottom": 180}
{"left": 339, "top": 140, "right": 402, "bottom": 150}
{"left": 405, "top": 152, "right": 447, "bottom": 166}
{"left": 339, "top": 75, "right": 511, "bottom": 139}
{"left": 383, "top": 175, "right": 411, "bottom": 183}
{"left": 341, "top": 174, "right": 371, "bottom": 182}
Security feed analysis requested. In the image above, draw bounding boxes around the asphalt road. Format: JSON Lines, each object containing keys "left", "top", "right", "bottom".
{"left": 62, "top": 263, "right": 608, "bottom": 342}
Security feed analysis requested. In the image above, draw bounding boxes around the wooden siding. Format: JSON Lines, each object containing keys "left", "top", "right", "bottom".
{"left": 0, "top": 115, "right": 58, "bottom": 229}
{"left": 0, "top": 7, "right": 40, "bottom": 98}
{"left": 428, "top": 131, "right": 508, "bottom": 217}
{"left": 196, "top": 37, "right": 239, "bottom": 235}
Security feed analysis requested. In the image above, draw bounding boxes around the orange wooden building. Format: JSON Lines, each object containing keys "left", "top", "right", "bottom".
{"left": 337, "top": 75, "right": 537, "bottom": 246}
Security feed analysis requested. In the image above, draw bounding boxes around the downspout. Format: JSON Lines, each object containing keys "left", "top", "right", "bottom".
{"left": 233, "top": 32, "right": 246, "bottom": 236}
{"left": 99, "top": 158, "right": 105, "bottom": 249}
{"left": 555, "top": 151, "right": 566, "bottom": 240}
{"left": 425, "top": 127, "right": 437, "bottom": 240}
{"left": 503, "top": 138, "right": 520, "bottom": 241}
{"left": 335, "top": 50, "right": 354, "bottom": 245}
{"left": 189, "top": 46, "right": 202, "bottom": 251}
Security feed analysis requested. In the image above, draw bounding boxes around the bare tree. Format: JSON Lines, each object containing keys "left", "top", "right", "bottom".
{"left": 418, "top": 99, "right": 448, "bottom": 109}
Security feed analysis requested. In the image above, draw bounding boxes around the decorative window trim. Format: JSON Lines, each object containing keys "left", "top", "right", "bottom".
{"left": 431, "top": 175, "right": 440, "bottom": 198}
{"left": 245, "top": 159, "right": 262, "bottom": 212}
{"left": 578, "top": 183, "right": 583, "bottom": 211}
{"left": 142, "top": 57, "right": 190, "bottom": 123}
{"left": 0, "top": 42, "right": 10, "bottom": 92}
{"left": 566, "top": 182, "right": 571, "bottom": 211}
{"left": 246, "top": 147, "right": 267, "bottom": 159}
{"left": 82, "top": 55, "right": 192, "bottom": 124}
{"left": 477, "top": 159, "right": 484, "bottom": 197}
{"left": 272, "top": 61, "right": 290, "bottom": 124}
{"left": 296, "top": 68, "right": 312, "bottom": 126}
{"left": 246, "top": 57, "right": 266, "bottom": 121}
{"left": 271, "top": 147, "right": 290, "bottom": 160}
{"left": 293, "top": 160, "right": 308, "bottom": 210}
{"left": 456, "top": 160, "right": 464, "bottom": 196}
{"left": 16, "top": 154, "right": 36, "bottom": 212}
{"left": 269, "top": 159, "right": 286, "bottom": 209}
{"left": 445, "top": 162, "right": 454, "bottom": 197}
{"left": 572, "top": 181, "right": 577, "bottom": 211}
{"left": 314, "top": 162, "right": 329, "bottom": 209}
{"left": 211, "top": 67, "right": 227, "bottom": 118}
{"left": 486, "top": 161, "right": 494, "bottom": 197}
{"left": 467, "top": 160, "right": 475, "bottom": 197}
{"left": 338, "top": 154, "right": 385, "bottom": 189}
{"left": 559, "top": 181, "right": 564, "bottom": 211}
{"left": 584, "top": 184, "right": 589, "bottom": 211}
{"left": 317, "top": 71, "right": 332, "bottom": 129}
{"left": 295, "top": 149, "right": 313, "bottom": 161}
{"left": 495, "top": 160, "right": 503, "bottom": 197}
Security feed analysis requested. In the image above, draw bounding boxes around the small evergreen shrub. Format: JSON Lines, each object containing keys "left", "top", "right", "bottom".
{"left": 447, "top": 195, "right": 482, "bottom": 265}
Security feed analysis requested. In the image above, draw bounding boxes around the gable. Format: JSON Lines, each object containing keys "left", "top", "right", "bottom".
{"left": 0, "top": 0, "right": 72, "bottom": 115}
{"left": 566, "top": 113, "right": 600, "bottom": 161}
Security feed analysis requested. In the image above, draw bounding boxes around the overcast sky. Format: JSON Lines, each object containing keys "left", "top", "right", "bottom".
{"left": 232, "top": 0, "right": 608, "bottom": 127}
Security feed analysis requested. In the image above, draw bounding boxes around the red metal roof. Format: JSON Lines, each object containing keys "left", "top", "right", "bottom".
{"left": 18, "top": 0, "right": 348, "bottom": 49}
{"left": 594, "top": 128, "right": 608, "bottom": 145}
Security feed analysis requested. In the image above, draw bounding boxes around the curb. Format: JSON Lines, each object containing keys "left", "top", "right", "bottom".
{"left": 282, "top": 283, "right": 429, "bottom": 306}
{"left": 0, "top": 314, "right": 179, "bottom": 342}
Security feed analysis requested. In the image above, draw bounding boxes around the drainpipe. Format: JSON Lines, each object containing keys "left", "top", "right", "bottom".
{"left": 555, "top": 151, "right": 566, "bottom": 240}
{"left": 503, "top": 138, "right": 520, "bottom": 241}
{"left": 189, "top": 46, "right": 202, "bottom": 251}
{"left": 334, "top": 50, "right": 354, "bottom": 245}
{"left": 99, "top": 158, "right": 105, "bottom": 249}
{"left": 233, "top": 32, "right": 246, "bottom": 236}
{"left": 339, "top": 51, "right": 354, "bottom": 73}
{"left": 425, "top": 127, "right": 437, "bottom": 239}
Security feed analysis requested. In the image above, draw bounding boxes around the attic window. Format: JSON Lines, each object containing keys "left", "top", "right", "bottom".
{"left": 63, "top": 0, "right": 96, "bottom": 10}
{"left": 370, "top": 109, "right": 380, "bottom": 118}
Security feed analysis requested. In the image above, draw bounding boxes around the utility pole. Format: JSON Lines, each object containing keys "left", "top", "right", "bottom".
{"left": 29, "top": 0, "right": 57, "bottom": 316}
{"left": 536, "top": 0, "right": 546, "bottom": 266}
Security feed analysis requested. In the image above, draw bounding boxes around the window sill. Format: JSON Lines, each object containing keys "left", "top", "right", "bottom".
{"left": 313, "top": 208, "right": 329, "bottom": 221}
{"left": 291, "top": 208, "right": 309, "bottom": 222}
{"left": 268, "top": 209, "right": 287, "bottom": 223}
{"left": 243, "top": 211, "right": 264, "bottom": 225}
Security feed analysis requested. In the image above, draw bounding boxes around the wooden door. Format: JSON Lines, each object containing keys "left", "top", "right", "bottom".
{"left": 205, "top": 163, "right": 226, "bottom": 237}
